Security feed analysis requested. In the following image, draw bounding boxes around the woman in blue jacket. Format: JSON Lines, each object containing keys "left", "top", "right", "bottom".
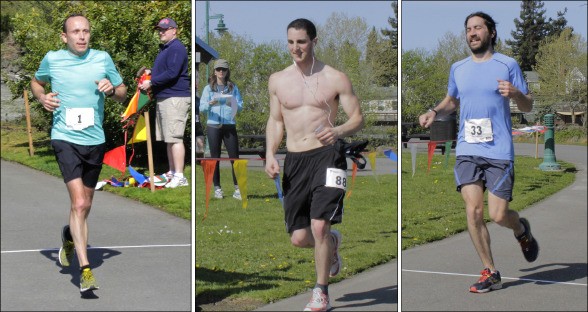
{"left": 199, "top": 59, "right": 243, "bottom": 199}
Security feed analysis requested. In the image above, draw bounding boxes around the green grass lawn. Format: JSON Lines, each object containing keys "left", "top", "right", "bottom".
{"left": 400, "top": 151, "right": 576, "bottom": 250}
{"left": 1, "top": 121, "right": 191, "bottom": 220}
{"left": 195, "top": 166, "right": 397, "bottom": 307}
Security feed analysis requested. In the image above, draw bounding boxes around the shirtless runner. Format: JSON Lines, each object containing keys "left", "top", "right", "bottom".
{"left": 264, "top": 18, "right": 364, "bottom": 312}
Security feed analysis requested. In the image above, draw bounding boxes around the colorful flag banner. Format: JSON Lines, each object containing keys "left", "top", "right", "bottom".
{"left": 274, "top": 175, "right": 284, "bottom": 206}
{"left": 368, "top": 151, "right": 379, "bottom": 183}
{"left": 103, "top": 145, "right": 126, "bottom": 173}
{"left": 383, "top": 149, "right": 398, "bottom": 162}
{"left": 201, "top": 159, "right": 218, "bottom": 221}
{"left": 512, "top": 125, "right": 546, "bottom": 136}
{"left": 233, "top": 159, "right": 249, "bottom": 209}
{"left": 128, "top": 165, "right": 147, "bottom": 186}
{"left": 346, "top": 162, "right": 358, "bottom": 199}
{"left": 427, "top": 141, "right": 437, "bottom": 174}
{"left": 127, "top": 115, "right": 147, "bottom": 144}
{"left": 121, "top": 74, "right": 151, "bottom": 121}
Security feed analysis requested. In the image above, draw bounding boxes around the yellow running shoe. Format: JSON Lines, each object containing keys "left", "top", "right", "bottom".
{"left": 80, "top": 268, "right": 99, "bottom": 292}
{"left": 59, "top": 225, "right": 74, "bottom": 267}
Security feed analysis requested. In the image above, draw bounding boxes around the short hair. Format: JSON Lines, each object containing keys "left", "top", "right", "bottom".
{"left": 62, "top": 13, "right": 88, "bottom": 33}
{"left": 287, "top": 18, "right": 317, "bottom": 40}
{"left": 464, "top": 11, "right": 497, "bottom": 47}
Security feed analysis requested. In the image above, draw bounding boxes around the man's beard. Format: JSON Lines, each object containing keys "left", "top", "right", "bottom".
{"left": 469, "top": 36, "right": 492, "bottom": 54}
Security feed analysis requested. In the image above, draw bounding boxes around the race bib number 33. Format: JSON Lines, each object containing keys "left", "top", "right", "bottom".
{"left": 464, "top": 118, "right": 493, "bottom": 143}
{"left": 65, "top": 107, "right": 94, "bottom": 131}
{"left": 325, "top": 168, "right": 347, "bottom": 190}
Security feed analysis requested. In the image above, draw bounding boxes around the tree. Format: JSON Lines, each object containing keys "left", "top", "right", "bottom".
{"left": 507, "top": 0, "right": 570, "bottom": 71}
{"left": 534, "top": 28, "right": 587, "bottom": 127}
{"left": 381, "top": 1, "right": 398, "bottom": 49}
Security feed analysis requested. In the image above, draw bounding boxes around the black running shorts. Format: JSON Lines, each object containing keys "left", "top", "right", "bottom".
{"left": 51, "top": 140, "right": 106, "bottom": 188}
{"left": 282, "top": 144, "right": 347, "bottom": 233}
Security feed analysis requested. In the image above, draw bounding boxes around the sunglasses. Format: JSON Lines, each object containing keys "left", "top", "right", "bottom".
{"left": 215, "top": 68, "right": 228, "bottom": 72}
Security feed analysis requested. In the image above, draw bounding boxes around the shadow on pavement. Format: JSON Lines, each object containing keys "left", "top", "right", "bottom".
{"left": 196, "top": 266, "right": 299, "bottom": 306}
{"left": 503, "top": 262, "right": 587, "bottom": 289}
{"left": 333, "top": 284, "right": 398, "bottom": 309}
{"left": 39, "top": 246, "right": 122, "bottom": 292}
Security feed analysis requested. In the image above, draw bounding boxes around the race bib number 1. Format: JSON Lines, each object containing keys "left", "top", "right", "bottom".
{"left": 325, "top": 168, "right": 347, "bottom": 190}
{"left": 65, "top": 107, "right": 94, "bottom": 131}
{"left": 464, "top": 118, "right": 493, "bottom": 143}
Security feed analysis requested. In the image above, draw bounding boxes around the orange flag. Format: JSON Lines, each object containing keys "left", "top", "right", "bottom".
{"left": 427, "top": 141, "right": 436, "bottom": 174}
{"left": 121, "top": 74, "right": 151, "bottom": 121}
{"left": 233, "top": 160, "right": 249, "bottom": 209}
{"left": 346, "top": 162, "right": 358, "bottom": 199}
{"left": 201, "top": 159, "right": 217, "bottom": 221}
{"left": 103, "top": 145, "right": 126, "bottom": 173}
{"left": 127, "top": 115, "right": 147, "bottom": 144}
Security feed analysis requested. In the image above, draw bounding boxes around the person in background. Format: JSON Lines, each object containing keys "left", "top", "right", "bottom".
{"left": 139, "top": 17, "right": 191, "bottom": 188}
{"left": 199, "top": 59, "right": 244, "bottom": 200}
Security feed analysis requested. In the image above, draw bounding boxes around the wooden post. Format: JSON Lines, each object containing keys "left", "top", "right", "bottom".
{"left": 144, "top": 111, "right": 155, "bottom": 192}
{"left": 23, "top": 90, "right": 35, "bottom": 156}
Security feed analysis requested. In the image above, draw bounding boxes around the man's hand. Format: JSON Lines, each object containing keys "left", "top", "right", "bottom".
{"left": 419, "top": 111, "right": 436, "bottom": 128}
{"left": 315, "top": 126, "right": 339, "bottom": 146}
{"left": 138, "top": 80, "right": 152, "bottom": 91}
{"left": 497, "top": 79, "right": 520, "bottom": 98}
{"left": 40, "top": 92, "right": 60, "bottom": 112}
{"left": 265, "top": 157, "right": 280, "bottom": 179}
{"left": 95, "top": 79, "right": 115, "bottom": 95}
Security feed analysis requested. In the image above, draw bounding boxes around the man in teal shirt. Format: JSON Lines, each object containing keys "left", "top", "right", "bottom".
{"left": 31, "top": 13, "right": 127, "bottom": 293}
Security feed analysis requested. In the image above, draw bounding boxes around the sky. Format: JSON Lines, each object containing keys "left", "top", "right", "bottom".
{"left": 195, "top": 1, "right": 394, "bottom": 44}
{"left": 195, "top": 1, "right": 587, "bottom": 52}
{"left": 402, "top": 1, "right": 588, "bottom": 51}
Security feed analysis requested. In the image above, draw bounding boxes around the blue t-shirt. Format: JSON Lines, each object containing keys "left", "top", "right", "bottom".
{"left": 448, "top": 52, "right": 528, "bottom": 161}
{"left": 199, "top": 84, "right": 243, "bottom": 125}
{"left": 35, "top": 49, "right": 124, "bottom": 145}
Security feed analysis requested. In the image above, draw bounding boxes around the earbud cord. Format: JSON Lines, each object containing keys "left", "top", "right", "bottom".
{"left": 294, "top": 56, "right": 333, "bottom": 128}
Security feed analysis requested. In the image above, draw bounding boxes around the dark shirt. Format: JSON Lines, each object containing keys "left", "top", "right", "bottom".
{"left": 151, "top": 38, "right": 191, "bottom": 98}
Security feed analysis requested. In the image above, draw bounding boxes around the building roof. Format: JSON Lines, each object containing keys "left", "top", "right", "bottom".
{"left": 196, "top": 36, "right": 218, "bottom": 64}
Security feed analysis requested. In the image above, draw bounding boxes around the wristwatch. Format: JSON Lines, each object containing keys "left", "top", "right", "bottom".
{"left": 428, "top": 108, "right": 438, "bottom": 116}
{"left": 107, "top": 88, "right": 116, "bottom": 97}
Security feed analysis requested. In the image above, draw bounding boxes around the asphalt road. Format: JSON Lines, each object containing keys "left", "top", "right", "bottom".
{"left": 401, "top": 143, "right": 587, "bottom": 311}
{"left": 255, "top": 143, "right": 586, "bottom": 312}
{"left": 1, "top": 160, "right": 192, "bottom": 311}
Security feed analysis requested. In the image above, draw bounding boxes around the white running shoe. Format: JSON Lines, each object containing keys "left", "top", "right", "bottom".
{"left": 303, "top": 287, "right": 331, "bottom": 311}
{"left": 233, "top": 189, "right": 242, "bottom": 200}
{"left": 214, "top": 188, "right": 224, "bottom": 199}
{"left": 165, "top": 176, "right": 188, "bottom": 188}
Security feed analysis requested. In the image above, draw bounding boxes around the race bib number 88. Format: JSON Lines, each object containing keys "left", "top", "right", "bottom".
{"left": 325, "top": 168, "right": 347, "bottom": 190}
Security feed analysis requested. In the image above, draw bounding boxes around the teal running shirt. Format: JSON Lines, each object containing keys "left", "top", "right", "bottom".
{"left": 35, "top": 49, "right": 123, "bottom": 145}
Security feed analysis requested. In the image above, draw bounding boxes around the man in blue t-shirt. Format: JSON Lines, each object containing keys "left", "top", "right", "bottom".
{"left": 138, "top": 17, "right": 191, "bottom": 189}
{"left": 31, "top": 14, "right": 127, "bottom": 293}
{"left": 419, "top": 12, "right": 539, "bottom": 294}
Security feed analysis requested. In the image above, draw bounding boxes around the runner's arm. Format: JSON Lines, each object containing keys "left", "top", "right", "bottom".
{"left": 265, "top": 73, "right": 284, "bottom": 178}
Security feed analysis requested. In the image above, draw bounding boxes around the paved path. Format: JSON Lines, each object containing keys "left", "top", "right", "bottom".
{"left": 1, "top": 160, "right": 192, "bottom": 311}
{"left": 252, "top": 153, "right": 398, "bottom": 311}
{"left": 401, "top": 143, "right": 587, "bottom": 311}
{"left": 255, "top": 143, "right": 586, "bottom": 311}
